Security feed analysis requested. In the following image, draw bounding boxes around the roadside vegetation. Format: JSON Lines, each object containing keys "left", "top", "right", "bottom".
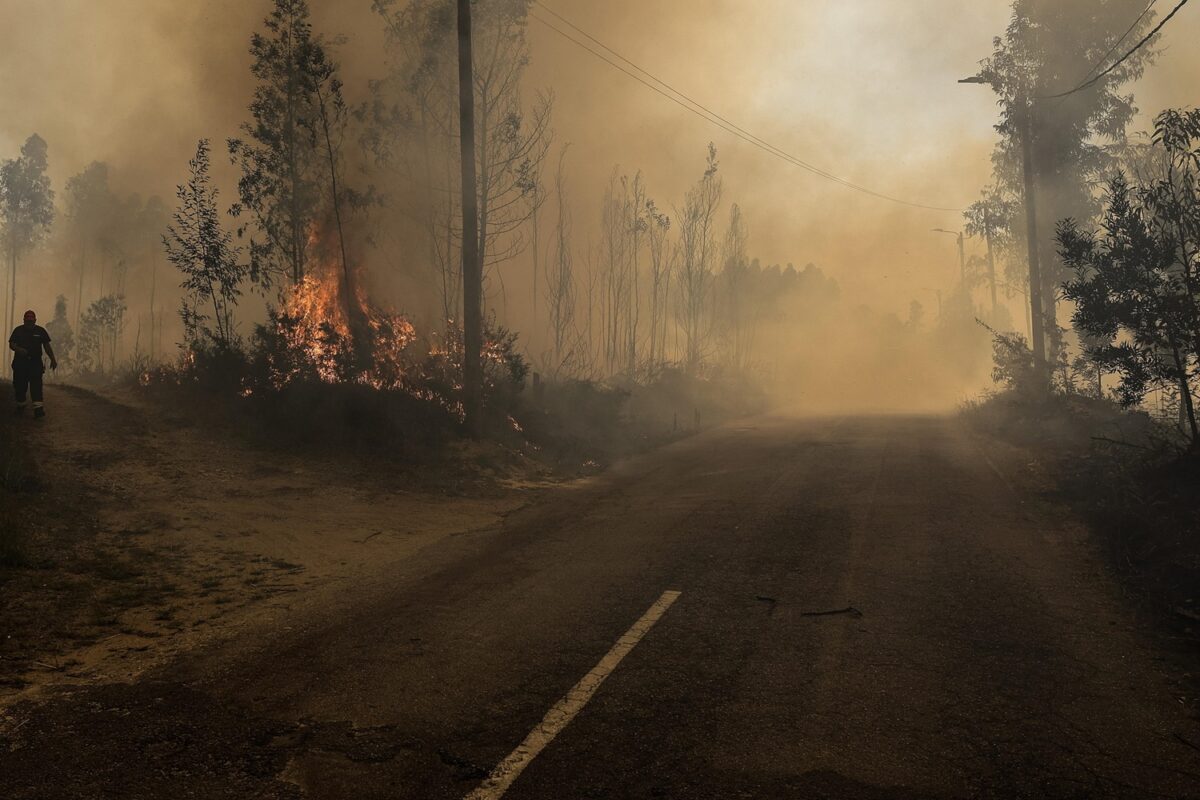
{"left": 967, "top": 107, "right": 1200, "bottom": 629}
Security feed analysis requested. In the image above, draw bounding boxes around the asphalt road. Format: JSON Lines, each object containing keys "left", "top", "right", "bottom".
{"left": 4, "top": 414, "right": 1200, "bottom": 799}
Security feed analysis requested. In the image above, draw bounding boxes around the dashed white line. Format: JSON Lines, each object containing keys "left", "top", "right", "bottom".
{"left": 463, "top": 589, "right": 683, "bottom": 800}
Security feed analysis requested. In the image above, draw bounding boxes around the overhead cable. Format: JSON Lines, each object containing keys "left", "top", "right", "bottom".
{"left": 530, "top": 2, "right": 964, "bottom": 213}
{"left": 1038, "top": 0, "right": 1187, "bottom": 99}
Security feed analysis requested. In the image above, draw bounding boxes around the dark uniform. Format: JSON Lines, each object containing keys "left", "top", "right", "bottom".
{"left": 9, "top": 323, "right": 52, "bottom": 412}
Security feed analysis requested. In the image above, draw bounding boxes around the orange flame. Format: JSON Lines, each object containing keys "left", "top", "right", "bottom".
{"left": 272, "top": 223, "right": 417, "bottom": 389}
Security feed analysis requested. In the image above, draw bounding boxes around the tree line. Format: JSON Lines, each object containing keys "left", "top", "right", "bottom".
{"left": 964, "top": 0, "right": 1200, "bottom": 451}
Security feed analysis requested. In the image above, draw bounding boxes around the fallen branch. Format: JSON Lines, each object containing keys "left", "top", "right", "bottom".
{"left": 801, "top": 606, "right": 863, "bottom": 618}
{"left": 1090, "top": 436, "right": 1152, "bottom": 451}
{"left": 1172, "top": 606, "right": 1200, "bottom": 623}
{"left": 1174, "top": 733, "right": 1200, "bottom": 754}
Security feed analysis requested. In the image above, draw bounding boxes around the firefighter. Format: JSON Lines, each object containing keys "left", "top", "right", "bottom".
{"left": 9, "top": 309, "right": 58, "bottom": 418}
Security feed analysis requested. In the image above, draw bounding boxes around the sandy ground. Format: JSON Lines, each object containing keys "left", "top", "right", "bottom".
{"left": 0, "top": 381, "right": 536, "bottom": 709}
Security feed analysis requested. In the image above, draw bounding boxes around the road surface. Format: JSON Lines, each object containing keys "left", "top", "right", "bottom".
{"left": 3, "top": 414, "right": 1199, "bottom": 799}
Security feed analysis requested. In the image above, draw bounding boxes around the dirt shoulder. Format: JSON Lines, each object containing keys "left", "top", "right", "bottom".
{"left": 963, "top": 393, "right": 1200, "bottom": 647}
{"left": 0, "top": 381, "right": 539, "bottom": 709}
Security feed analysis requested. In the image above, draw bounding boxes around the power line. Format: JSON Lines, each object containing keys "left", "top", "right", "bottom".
{"left": 1077, "top": 0, "right": 1157, "bottom": 85}
{"left": 1039, "top": 0, "right": 1187, "bottom": 99}
{"left": 529, "top": 2, "right": 964, "bottom": 213}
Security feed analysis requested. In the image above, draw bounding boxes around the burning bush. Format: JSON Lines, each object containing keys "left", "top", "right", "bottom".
{"left": 139, "top": 252, "right": 531, "bottom": 458}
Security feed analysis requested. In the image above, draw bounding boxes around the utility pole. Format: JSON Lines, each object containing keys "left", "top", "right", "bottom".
{"left": 960, "top": 73, "right": 1047, "bottom": 379}
{"left": 933, "top": 228, "right": 966, "bottom": 285}
{"left": 956, "top": 230, "right": 966, "bottom": 285}
{"left": 457, "top": 0, "right": 483, "bottom": 436}
{"left": 1017, "top": 91, "right": 1047, "bottom": 378}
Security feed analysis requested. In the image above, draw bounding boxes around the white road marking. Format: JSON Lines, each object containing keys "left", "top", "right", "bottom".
{"left": 463, "top": 589, "right": 683, "bottom": 800}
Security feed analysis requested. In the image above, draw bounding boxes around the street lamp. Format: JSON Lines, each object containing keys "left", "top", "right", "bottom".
{"left": 932, "top": 227, "right": 966, "bottom": 284}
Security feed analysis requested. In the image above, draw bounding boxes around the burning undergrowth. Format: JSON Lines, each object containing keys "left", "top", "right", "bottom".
{"left": 261, "top": 246, "right": 528, "bottom": 414}
{"left": 138, "top": 235, "right": 757, "bottom": 473}
{"left": 140, "top": 247, "right": 529, "bottom": 459}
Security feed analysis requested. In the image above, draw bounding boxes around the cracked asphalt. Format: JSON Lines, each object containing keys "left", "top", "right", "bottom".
{"left": 3, "top": 414, "right": 1199, "bottom": 798}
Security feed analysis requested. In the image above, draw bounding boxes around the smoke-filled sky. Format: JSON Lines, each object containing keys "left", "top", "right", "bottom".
{"left": 1, "top": 0, "right": 1198, "bottom": 317}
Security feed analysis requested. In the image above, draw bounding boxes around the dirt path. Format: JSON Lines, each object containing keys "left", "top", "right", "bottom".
{"left": 0, "top": 382, "right": 531, "bottom": 705}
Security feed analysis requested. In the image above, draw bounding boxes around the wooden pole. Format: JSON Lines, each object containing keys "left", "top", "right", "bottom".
{"left": 1019, "top": 92, "right": 1047, "bottom": 380}
{"left": 457, "top": 0, "right": 484, "bottom": 436}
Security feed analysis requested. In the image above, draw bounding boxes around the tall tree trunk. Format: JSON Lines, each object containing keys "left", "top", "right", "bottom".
{"left": 76, "top": 241, "right": 86, "bottom": 335}
{"left": 531, "top": 198, "right": 539, "bottom": 345}
{"left": 287, "top": 9, "right": 303, "bottom": 285}
{"left": 149, "top": 255, "right": 158, "bottom": 360}
{"left": 314, "top": 84, "right": 358, "bottom": 343}
{"left": 985, "top": 224, "right": 998, "bottom": 317}
{"left": 1019, "top": 95, "right": 1047, "bottom": 382}
{"left": 457, "top": 0, "right": 483, "bottom": 436}
{"left": 1168, "top": 341, "right": 1199, "bottom": 447}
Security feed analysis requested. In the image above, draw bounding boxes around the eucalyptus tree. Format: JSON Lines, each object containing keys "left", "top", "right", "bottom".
{"left": 229, "top": 0, "right": 344, "bottom": 290}
{"left": 371, "top": 0, "right": 553, "bottom": 325}
{"left": 645, "top": 199, "right": 673, "bottom": 366}
{"left": 974, "top": 0, "right": 1160, "bottom": 335}
{"left": 0, "top": 134, "right": 54, "bottom": 336}
{"left": 544, "top": 145, "right": 576, "bottom": 374}
{"left": 964, "top": 185, "right": 1019, "bottom": 318}
{"left": 164, "top": 140, "right": 246, "bottom": 348}
{"left": 718, "top": 203, "right": 752, "bottom": 370}
{"left": 675, "top": 145, "right": 722, "bottom": 373}
{"left": 63, "top": 162, "right": 116, "bottom": 331}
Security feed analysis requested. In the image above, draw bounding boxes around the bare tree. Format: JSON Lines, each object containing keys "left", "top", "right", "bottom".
{"left": 645, "top": 199, "right": 673, "bottom": 365}
{"left": 622, "top": 172, "right": 648, "bottom": 373}
{"left": 718, "top": 203, "right": 752, "bottom": 370}
{"left": 544, "top": 145, "right": 577, "bottom": 374}
{"left": 372, "top": 0, "right": 553, "bottom": 327}
{"left": 675, "top": 144, "right": 722, "bottom": 373}
{"left": 598, "top": 169, "right": 628, "bottom": 374}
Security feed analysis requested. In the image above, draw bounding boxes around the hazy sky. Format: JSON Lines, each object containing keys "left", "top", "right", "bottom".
{"left": 1, "top": 0, "right": 1197, "bottom": 315}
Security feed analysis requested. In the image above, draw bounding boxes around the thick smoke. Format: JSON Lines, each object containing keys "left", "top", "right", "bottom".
{"left": 1, "top": 0, "right": 1196, "bottom": 410}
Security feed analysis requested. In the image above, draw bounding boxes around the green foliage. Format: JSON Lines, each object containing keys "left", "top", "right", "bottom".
{"left": 1, "top": 133, "right": 55, "bottom": 332}
{"left": 988, "top": 327, "right": 1039, "bottom": 397}
{"left": 1059, "top": 169, "right": 1199, "bottom": 442}
{"left": 228, "top": 0, "right": 338, "bottom": 288}
{"left": 76, "top": 294, "right": 127, "bottom": 376}
{"left": 63, "top": 163, "right": 120, "bottom": 279}
{"left": 63, "top": 165, "right": 168, "bottom": 348}
{"left": 979, "top": 1, "right": 1157, "bottom": 205}
{"left": 165, "top": 140, "right": 246, "bottom": 347}
{"left": 0, "top": 134, "right": 55, "bottom": 255}
{"left": 974, "top": 0, "right": 1161, "bottom": 308}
